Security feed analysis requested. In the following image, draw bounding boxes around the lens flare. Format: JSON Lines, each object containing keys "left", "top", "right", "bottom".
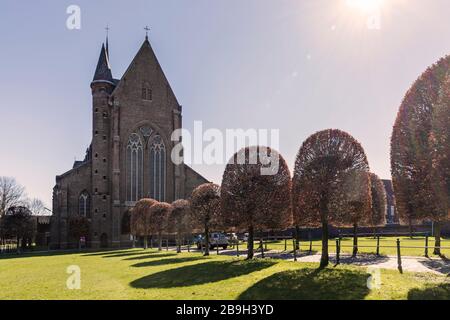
{"left": 346, "top": 0, "right": 384, "bottom": 14}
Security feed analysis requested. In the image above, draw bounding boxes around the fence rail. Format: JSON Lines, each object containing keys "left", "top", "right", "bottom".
{"left": 0, "top": 239, "right": 18, "bottom": 254}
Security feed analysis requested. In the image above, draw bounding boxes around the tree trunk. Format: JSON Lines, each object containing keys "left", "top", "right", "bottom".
{"left": 433, "top": 222, "right": 441, "bottom": 256}
{"left": 158, "top": 233, "right": 162, "bottom": 251}
{"left": 144, "top": 236, "right": 148, "bottom": 250}
{"left": 320, "top": 221, "right": 329, "bottom": 268}
{"left": 409, "top": 218, "right": 413, "bottom": 239}
{"left": 295, "top": 226, "right": 300, "bottom": 250}
{"left": 247, "top": 226, "right": 254, "bottom": 259}
{"left": 352, "top": 223, "right": 358, "bottom": 257}
{"left": 177, "top": 234, "right": 181, "bottom": 253}
{"left": 259, "top": 231, "right": 264, "bottom": 258}
{"left": 204, "top": 225, "right": 210, "bottom": 256}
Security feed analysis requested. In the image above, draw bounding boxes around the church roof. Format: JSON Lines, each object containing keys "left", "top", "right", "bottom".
{"left": 111, "top": 36, "right": 180, "bottom": 107}
{"left": 92, "top": 43, "right": 114, "bottom": 84}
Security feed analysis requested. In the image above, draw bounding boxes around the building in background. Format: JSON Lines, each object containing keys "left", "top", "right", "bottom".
{"left": 382, "top": 180, "right": 398, "bottom": 225}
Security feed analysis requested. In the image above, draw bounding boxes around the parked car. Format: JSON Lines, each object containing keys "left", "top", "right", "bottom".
{"left": 239, "top": 233, "right": 249, "bottom": 242}
{"left": 225, "top": 233, "right": 239, "bottom": 246}
{"left": 195, "top": 232, "right": 229, "bottom": 250}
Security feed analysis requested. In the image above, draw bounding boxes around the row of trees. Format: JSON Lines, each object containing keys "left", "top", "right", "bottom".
{"left": 131, "top": 130, "right": 387, "bottom": 267}
{"left": 131, "top": 199, "right": 191, "bottom": 252}
{"left": 391, "top": 55, "right": 450, "bottom": 255}
{"left": 131, "top": 56, "right": 450, "bottom": 266}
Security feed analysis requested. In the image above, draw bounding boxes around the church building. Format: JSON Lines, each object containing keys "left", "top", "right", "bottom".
{"left": 50, "top": 35, "right": 208, "bottom": 249}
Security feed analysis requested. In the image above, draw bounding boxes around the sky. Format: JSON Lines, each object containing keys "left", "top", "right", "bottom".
{"left": 1, "top": 0, "right": 450, "bottom": 207}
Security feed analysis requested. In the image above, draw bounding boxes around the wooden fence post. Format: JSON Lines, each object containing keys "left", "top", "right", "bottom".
{"left": 293, "top": 239, "right": 297, "bottom": 262}
{"left": 335, "top": 239, "right": 340, "bottom": 265}
{"left": 376, "top": 236, "right": 380, "bottom": 256}
{"left": 236, "top": 241, "right": 240, "bottom": 257}
{"left": 260, "top": 239, "right": 265, "bottom": 258}
{"left": 284, "top": 238, "right": 287, "bottom": 251}
{"left": 397, "top": 238, "right": 403, "bottom": 274}
{"left": 425, "top": 236, "right": 429, "bottom": 258}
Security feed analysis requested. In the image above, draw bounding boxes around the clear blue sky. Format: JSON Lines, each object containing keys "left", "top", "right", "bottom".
{"left": 1, "top": 0, "right": 450, "bottom": 207}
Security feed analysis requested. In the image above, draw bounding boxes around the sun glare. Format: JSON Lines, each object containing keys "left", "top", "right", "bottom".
{"left": 345, "top": 0, "right": 384, "bottom": 14}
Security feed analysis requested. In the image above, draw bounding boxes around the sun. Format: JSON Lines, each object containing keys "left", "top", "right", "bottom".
{"left": 345, "top": 0, "right": 384, "bottom": 14}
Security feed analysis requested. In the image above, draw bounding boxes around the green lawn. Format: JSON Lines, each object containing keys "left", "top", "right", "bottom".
{"left": 245, "top": 236, "right": 450, "bottom": 257}
{"left": 0, "top": 248, "right": 449, "bottom": 300}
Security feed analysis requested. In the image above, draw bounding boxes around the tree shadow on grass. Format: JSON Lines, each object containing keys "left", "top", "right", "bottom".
{"left": 129, "top": 259, "right": 276, "bottom": 289}
{"left": 408, "top": 282, "right": 450, "bottom": 300}
{"left": 218, "top": 250, "right": 319, "bottom": 259}
{"left": 238, "top": 267, "right": 370, "bottom": 300}
{"left": 102, "top": 250, "right": 162, "bottom": 258}
{"left": 123, "top": 253, "right": 177, "bottom": 261}
{"left": 131, "top": 256, "right": 205, "bottom": 268}
{"left": 336, "top": 254, "right": 390, "bottom": 266}
{"left": 83, "top": 249, "right": 139, "bottom": 257}
{"left": 0, "top": 249, "right": 87, "bottom": 260}
{"left": 418, "top": 259, "right": 450, "bottom": 275}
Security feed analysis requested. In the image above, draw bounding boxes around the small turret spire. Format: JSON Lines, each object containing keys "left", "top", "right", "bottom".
{"left": 92, "top": 43, "right": 113, "bottom": 84}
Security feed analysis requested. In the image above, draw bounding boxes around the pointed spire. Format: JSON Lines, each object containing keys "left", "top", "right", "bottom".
{"left": 92, "top": 43, "right": 113, "bottom": 83}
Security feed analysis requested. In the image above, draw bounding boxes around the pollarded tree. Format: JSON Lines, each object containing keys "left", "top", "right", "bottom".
{"left": 391, "top": 56, "right": 450, "bottom": 253}
{"left": 429, "top": 73, "right": 450, "bottom": 254}
{"left": 369, "top": 173, "right": 387, "bottom": 236}
{"left": 221, "top": 146, "right": 292, "bottom": 259}
{"left": 131, "top": 198, "right": 158, "bottom": 249}
{"left": 148, "top": 202, "right": 172, "bottom": 251}
{"left": 330, "top": 170, "right": 372, "bottom": 256}
{"left": 168, "top": 199, "right": 192, "bottom": 253}
{"left": 292, "top": 129, "right": 370, "bottom": 268}
{"left": 191, "top": 183, "right": 221, "bottom": 256}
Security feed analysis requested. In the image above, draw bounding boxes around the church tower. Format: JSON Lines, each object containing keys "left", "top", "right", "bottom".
{"left": 90, "top": 42, "right": 115, "bottom": 247}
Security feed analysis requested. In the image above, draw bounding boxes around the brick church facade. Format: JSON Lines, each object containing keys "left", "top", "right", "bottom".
{"left": 50, "top": 36, "right": 208, "bottom": 249}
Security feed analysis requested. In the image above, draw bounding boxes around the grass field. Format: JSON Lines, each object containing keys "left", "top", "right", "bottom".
{"left": 242, "top": 236, "right": 450, "bottom": 257}
{"left": 1, "top": 248, "right": 450, "bottom": 300}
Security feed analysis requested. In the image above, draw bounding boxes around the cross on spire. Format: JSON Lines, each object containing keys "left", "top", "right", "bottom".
{"left": 144, "top": 26, "right": 150, "bottom": 40}
{"left": 105, "top": 25, "right": 110, "bottom": 55}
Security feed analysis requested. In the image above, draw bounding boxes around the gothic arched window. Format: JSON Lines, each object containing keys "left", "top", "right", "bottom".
{"left": 79, "top": 191, "right": 90, "bottom": 217}
{"left": 126, "top": 133, "right": 143, "bottom": 202}
{"left": 149, "top": 134, "right": 166, "bottom": 201}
